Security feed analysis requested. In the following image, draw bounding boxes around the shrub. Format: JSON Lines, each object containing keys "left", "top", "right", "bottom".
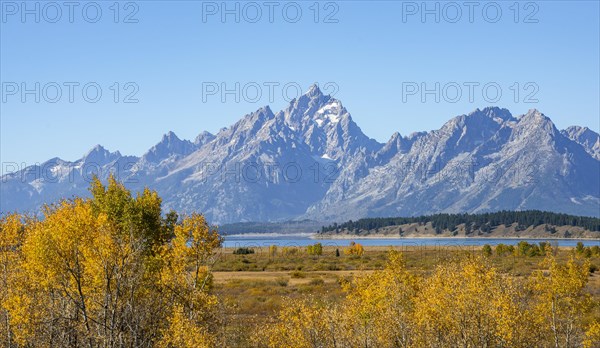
{"left": 495, "top": 243, "right": 515, "bottom": 256}
{"left": 482, "top": 244, "right": 492, "bottom": 257}
{"left": 308, "top": 278, "right": 325, "bottom": 286}
{"left": 306, "top": 243, "right": 323, "bottom": 256}
{"left": 344, "top": 241, "right": 364, "bottom": 257}
{"left": 515, "top": 241, "right": 542, "bottom": 257}
{"left": 290, "top": 270, "right": 306, "bottom": 278}
{"left": 275, "top": 277, "right": 289, "bottom": 287}
{"left": 282, "top": 247, "right": 299, "bottom": 256}
{"left": 233, "top": 247, "right": 255, "bottom": 255}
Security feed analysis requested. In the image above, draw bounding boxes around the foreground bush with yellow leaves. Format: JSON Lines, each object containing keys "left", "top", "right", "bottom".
{"left": 255, "top": 250, "right": 599, "bottom": 348}
{"left": 0, "top": 175, "right": 222, "bottom": 348}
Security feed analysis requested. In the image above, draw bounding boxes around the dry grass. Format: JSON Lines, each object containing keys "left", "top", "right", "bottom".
{"left": 213, "top": 269, "right": 370, "bottom": 285}
{"left": 212, "top": 244, "right": 600, "bottom": 346}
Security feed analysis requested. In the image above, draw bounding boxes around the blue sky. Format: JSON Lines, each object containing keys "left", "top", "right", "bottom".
{"left": 1, "top": 0, "right": 599, "bottom": 167}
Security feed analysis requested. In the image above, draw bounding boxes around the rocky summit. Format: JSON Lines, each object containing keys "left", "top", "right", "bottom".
{"left": 2, "top": 85, "right": 599, "bottom": 223}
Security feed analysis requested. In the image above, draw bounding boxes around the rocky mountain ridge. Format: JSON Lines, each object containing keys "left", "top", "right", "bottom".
{"left": 2, "top": 85, "right": 599, "bottom": 223}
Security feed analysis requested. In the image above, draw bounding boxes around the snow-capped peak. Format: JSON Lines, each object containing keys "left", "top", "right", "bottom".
{"left": 314, "top": 100, "right": 343, "bottom": 126}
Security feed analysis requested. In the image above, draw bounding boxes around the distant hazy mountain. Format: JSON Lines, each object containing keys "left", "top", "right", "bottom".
{"left": 2, "top": 85, "right": 599, "bottom": 223}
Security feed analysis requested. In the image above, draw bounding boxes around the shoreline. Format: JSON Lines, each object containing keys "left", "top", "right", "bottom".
{"left": 311, "top": 234, "right": 600, "bottom": 241}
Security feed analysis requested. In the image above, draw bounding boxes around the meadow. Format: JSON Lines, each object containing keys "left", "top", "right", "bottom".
{"left": 212, "top": 244, "right": 600, "bottom": 347}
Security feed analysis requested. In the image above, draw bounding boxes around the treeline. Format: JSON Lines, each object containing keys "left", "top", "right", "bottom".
{"left": 321, "top": 210, "right": 600, "bottom": 234}
{"left": 219, "top": 220, "right": 322, "bottom": 235}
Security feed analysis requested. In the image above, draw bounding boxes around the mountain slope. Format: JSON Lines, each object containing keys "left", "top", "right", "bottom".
{"left": 1, "top": 86, "right": 599, "bottom": 223}
{"left": 149, "top": 86, "right": 381, "bottom": 222}
{"left": 305, "top": 108, "right": 599, "bottom": 221}
{"left": 561, "top": 126, "right": 600, "bottom": 160}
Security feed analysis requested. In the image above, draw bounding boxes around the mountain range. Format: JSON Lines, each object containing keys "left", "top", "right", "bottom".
{"left": 2, "top": 85, "right": 599, "bottom": 223}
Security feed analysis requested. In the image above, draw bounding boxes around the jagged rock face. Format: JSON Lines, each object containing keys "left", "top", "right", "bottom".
{"left": 561, "top": 126, "right": 600, "bottom": 160}
{"left": 305, "top": 108, "right": 600, "bottom": 221}
{"left": 2, "top": 86, "right": 599, "bottom": 223}
{"left": 194, "top": 131, "right": 216, "bottom": 147}
{"left": 0, "top": 145, "right": 138, "bottom": 214}
{"left": 276, "top": 84, "right": 382, "bottom": 161}
{"left": 140, "top": 131, "right": 198, "bottom": 165}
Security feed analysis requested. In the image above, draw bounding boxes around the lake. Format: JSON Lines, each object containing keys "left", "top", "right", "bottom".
{"left": 222, "top": 234, "right": 600, "bottom": 248}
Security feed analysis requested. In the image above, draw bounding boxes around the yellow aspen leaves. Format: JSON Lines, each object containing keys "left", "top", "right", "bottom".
{"left": 258, "top": 250, "right": 598, "bottom": 348}
{"left": 1, "top": 177, "right": 222, "bottom": 348}
{"left": 2, "top": 176, "right": 598, "bottom": 347}
{"left": 530, "top": 253, "right": 594, "bottom": 348}
{"left": 344, "top": 241, "right": 364, "bottom": 256}
{"left": 158, "top": 304, "right": 215, "bottom": 348}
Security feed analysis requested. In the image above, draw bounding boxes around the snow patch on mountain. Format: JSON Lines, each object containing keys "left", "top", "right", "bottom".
{"left": 1, "top": 87, "right": 598, "bottom": 223}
